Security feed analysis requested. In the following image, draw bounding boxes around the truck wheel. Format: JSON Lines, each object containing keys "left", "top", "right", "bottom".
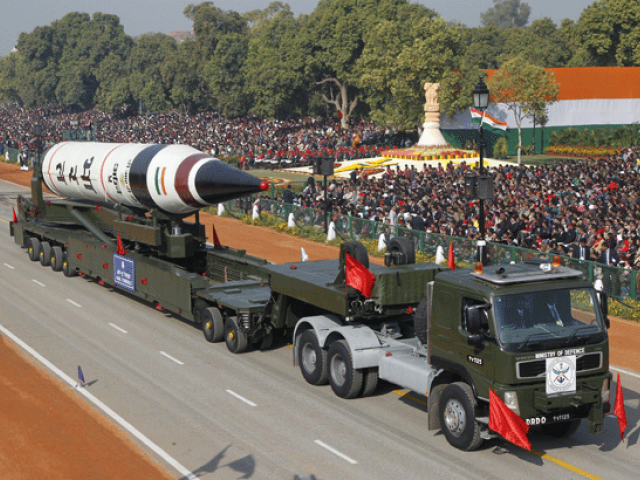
{"left": 439, "top": 382, "right": 482, "bottom": 451}
{"left": 360, "top": 368, "right": 378, "bottom": 397}
{"left": 62, "top": 252, "right": 77, "bottom": 277}
{"left": 388, "top": 236, "right": 415, "bottom": 265}
{"left": 201, "top": 307, "right": 224, "bottom": 343}
{"left": 39, "top": 241, "right": 52, "bottom": 266}
{"left": 328, "top": 339, "right": 363, "bottom": 399}
{"left": 50, "top": 246, "right": 64, "bottom": 272}
{"left": 541, "top": 420, "right": 581, "bottom": 438}
{"left": 297, "top": 330, "right": 328, "bottom": 385}
{"left": 28, "top": 237, "right": 40, "bottom": 262}
{"left": 341, "top": 240, "right": 369, "bottom": 269}
{"left": 225, "top": 316, "right": 248, "bottom": 354}
{"left": 413, "top": 297, "right": 429, "bottom": 344}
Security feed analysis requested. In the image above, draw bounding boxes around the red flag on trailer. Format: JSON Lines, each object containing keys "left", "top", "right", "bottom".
{"left": 614, "top": 373, "right": 627, "bottom": 441}
{"left": 345, "top": 252, "right": 375, "bottom": 298}
{"left": 448, "top": 241, "right": 455, "bottom": 270}
{"left": 489, "top": 389, "right": 531, "bottom": 451}
{"left": 116, "top": 233, "right": 126, "bottom": 255}
{"left": 12, "top": 207, "right": 17, "bottom": 224}
{"left": 212, "top": 224, "right": 222, "bottom": 249}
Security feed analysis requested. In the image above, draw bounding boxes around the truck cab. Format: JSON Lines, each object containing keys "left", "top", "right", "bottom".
{"left": 427, "top": 260, "right": 611, "bottom": 449}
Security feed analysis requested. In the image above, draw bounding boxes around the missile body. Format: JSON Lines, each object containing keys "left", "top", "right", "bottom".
{"left": 41, "top": 142, "right": 268, "bottom": 215}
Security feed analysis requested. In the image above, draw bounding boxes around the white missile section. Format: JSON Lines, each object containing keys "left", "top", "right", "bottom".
{"left": 41, "top": 142, "right": 268, "bottom": 215}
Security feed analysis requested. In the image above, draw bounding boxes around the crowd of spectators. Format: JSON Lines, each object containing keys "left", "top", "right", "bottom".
{"left": 1, "top": 103, "right": 639, "bottom": 271}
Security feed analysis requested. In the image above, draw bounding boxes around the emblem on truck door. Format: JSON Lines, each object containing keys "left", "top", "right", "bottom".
{"left": 546, "top": 356, "right": 576, "bottom": 394}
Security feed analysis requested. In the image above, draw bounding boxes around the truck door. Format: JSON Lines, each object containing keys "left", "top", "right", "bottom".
{"left": 458, "top": 297, "right": 494, "bottom": 395}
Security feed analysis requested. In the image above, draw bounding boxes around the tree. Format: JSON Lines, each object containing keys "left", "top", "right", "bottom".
{"left": 500, "top": 18, "right": 575, "bottom": 67}
{"left": 488, "top": 55, "right": 559, "bottom": 163}
{"left": 460, "top": 25, "right": 505, "bottom": 70}
{"left": 481, "top": 0, "right": 531, "bottom": 29}
{"left": 243, "top": 3, "right": 307, "bottom": 117}
{"left": 575, "top": 0, "right": 640, "bottom": 66}
{"left": 185, "top": 2, "right": 247, "bottom": 58}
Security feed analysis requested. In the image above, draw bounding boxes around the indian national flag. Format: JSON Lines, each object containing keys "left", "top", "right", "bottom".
{"left": 470, "top": 108, "right": 507, "bottom": 134}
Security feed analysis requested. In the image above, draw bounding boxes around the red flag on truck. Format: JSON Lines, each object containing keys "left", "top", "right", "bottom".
{"left": 448, "top": 241, "right": 455, "bottom": 270}
{"left": 489, "top": 389, "right": 531, "bottom": 451}
{"left": 614, "top": 373, "right": 627, "bottom": 441}
{"left": 345, "top": 252, "right": 375, "bottom": 298}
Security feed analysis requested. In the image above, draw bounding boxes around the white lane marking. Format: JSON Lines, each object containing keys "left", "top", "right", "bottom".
{"left": 611, "top": 365, "right": 640, "bottom": 380}
{"left": 0, "top": 323, "right": 199, "bottom": 480}
{"left": 226, "top": 389, "right": 257, "bottom": 407}
{"left": 314, "top": 440, "right": 358, "bottom": 464}
{"left": 109, "top": 323, "right": 128, "bottom": 334}
{"left": 4, "top": 263, "right": 15, "bottom": 269}
{"left": 159, "top": 351, "right": 184, "bottom": 365}
{"left": 32, "top": 279, "right": 46, "bottom": 287}
{"left": 66, "top": 299, "right": 82, "bottom": 308}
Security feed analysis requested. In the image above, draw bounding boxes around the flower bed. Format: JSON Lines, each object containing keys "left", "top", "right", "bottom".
{"left": 545, "top": 144, "right": 618, "bottom": 158}
{"left": 381, "top": 146, "right": 476, "bottom": 161}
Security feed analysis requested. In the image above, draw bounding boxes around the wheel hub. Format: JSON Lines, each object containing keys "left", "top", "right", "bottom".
{"left": 302, "top": 344, "right": 317, "bottom": 372}
{"left": 444, "top": 399, "right": 466, "bottom": 437}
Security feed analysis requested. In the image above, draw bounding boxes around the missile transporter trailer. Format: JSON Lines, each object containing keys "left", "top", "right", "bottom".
{"left": 11, "top": 144, "right": 612, "bottom": 451}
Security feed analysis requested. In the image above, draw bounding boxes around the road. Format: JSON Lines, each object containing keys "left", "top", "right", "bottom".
{"left": 0, "top": 178, "right": 639, "bottom": 480}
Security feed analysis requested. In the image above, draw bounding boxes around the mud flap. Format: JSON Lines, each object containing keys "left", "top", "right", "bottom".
{"left": 588, "top": 402, "right": 604, "bottom": 434}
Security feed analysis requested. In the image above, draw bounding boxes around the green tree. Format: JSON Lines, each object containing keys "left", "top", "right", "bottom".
{"left": 460, "top": 25, "right": 505, "bottom": 70}
{"left": 481, "top": 0, "right": 531, "bottom": 29}
{"left": 185, "top": 2, "right": 247, "bottom": 58}
{"left": 575, "top": 0, "right": 640, "bottom": 66}
{"left": 500, "top": 18, "right": 575, "bottom": 67}
{"left": 488, "top": 55, "right": 559, "bottom": 163}
{"left": 165, "top": 40, "right": 213, "bottom": 113}
{"left": 244, "top": 3, "right": 309, "bottom": 117}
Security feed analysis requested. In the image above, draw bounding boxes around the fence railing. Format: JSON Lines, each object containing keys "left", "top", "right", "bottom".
{"left": 223, "top": 197, "right": 638, "bottom": 303}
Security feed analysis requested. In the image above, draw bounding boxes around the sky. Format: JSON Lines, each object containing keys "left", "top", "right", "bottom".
{"left": 2, "top": 0, "right": 597, "bottom": 57}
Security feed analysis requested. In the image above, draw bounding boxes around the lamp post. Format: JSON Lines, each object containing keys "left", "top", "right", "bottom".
{"left": 472, "top": 79, "right": 490, "bottom": 265}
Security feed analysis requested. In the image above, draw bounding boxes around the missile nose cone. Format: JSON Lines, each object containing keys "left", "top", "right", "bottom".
{"left": 195, "top": 160, "right": 266, "bottom": 205}
{"left": 260, "top": 180, "right": 269, "bottom": 191}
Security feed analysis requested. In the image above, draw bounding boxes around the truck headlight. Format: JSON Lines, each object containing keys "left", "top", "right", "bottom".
{"left": 602, "top": 376, "right": 611, "bottom": 407}
{"left": 503, "top": 391, "right": 520, "bottom": 416}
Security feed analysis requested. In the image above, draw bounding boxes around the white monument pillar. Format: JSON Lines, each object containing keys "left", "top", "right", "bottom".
{"left": 417, "top": 82, "right": 447, "bottom": 147}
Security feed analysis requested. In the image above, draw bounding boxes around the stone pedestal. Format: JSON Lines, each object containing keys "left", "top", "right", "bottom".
{"left": 417, "top": 122, "right": 447, "bottom": 147}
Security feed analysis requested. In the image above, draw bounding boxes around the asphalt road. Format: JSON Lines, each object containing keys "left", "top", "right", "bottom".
{"left": 1, "top": 178, "right": 639, "bottom": 480}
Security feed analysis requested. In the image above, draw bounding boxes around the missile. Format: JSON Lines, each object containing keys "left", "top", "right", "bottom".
{"left": 41, "top": 142, "right": 268, "bottom": 215}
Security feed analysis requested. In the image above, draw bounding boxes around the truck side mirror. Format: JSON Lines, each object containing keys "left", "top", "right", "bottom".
{"left": 466, "top": 306, "right": 482, "bottom": 334}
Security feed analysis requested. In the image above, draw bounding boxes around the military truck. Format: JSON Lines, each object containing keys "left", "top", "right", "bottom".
{"left": 10, "top": 149, "right": 611, "bottom": 451}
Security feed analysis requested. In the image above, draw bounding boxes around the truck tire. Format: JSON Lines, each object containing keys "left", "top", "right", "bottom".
{"left": 50, "top": 246, "right": 64, "bottom": 272}
{"left": 225, "top": 316, "right": 248, "bottom": 354}
{"left": 541, "top": 420, "right": 581, "bottom": 438}
{"left": 39, "top": 241, "right": 52, "bottom": 267}
{"left": 341, "top": 240, "right": 369, "bottom": 269}
{"left": 28, "top": 237, "right": 40, "bottom": 262}
{"left": 62, "top": 252, "right": 77, "bottom": 277}
{"left": 201, "top": 307, "right": 224, "bottom": 343}
{"left": 328, "top": 339, "right": 363, "bottom": 399}
{"left": 413, "top": 296, "right": 429, "bottom": 344}
{"left": 360, "top": 368, "right": 379, "bottom": 397}
{"left": 297, "top": 330, "right": 328, "bottom": 385}
{"left": 439, "top": 382, "right": 482, "bottom": 451}
{"left": 388, "top": 236, "right": 415, "bottom": 265}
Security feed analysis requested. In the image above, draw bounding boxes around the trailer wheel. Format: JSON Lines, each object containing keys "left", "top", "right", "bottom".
{"left": 297, "top": 330, "right": 328, "bottom": 385}
{"left": 439, "top": 382, "right": 482, "bottom": 451}
{"left": 541, "top": 420, "right": 581, "bottom": 438}
{"left": 28, "top": 237, "right": 40, "bottom": 262}
{"left": 225, "top": 316, "right": 248, "bottom": 354}
{"left": 201, "top": 307, "right": 224, "bottom": 343}
{"left": 360, "top": 368, "right": 379, "bottom": 397}
{"left": 50, "top": 246, "right": 64, "bottom": 272}
{"left": 62, "top": 252, "right": 77, "bottom": 277}
{"left": 328, "top": 340, "right": 363, "bottom": 399}
{"left": 39, "top": 241, "right": 52, "bottom": 267}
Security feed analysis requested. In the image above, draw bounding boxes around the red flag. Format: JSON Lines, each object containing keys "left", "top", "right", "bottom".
{"left": 448, "top": 241, "right": 455, "bottom": 270}
{"left": 489, "top": 389, "right": 531, "bottom": 451}
{"left": 116, "top": 233, "right": 127, "bottom": 255}
{"left": 345, "top": 252, "right": 375, "bottom": 298}
{"left": 614, "top": 373, "right": 627, "bottom": 441}
{"left": 212, "top": 223, "right": 222, "bottom": 249}
{"left": 12, "top": 207, "right": 17, "bottom": 224}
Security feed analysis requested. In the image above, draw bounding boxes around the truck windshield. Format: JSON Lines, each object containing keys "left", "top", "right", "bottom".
{"left": 493, "top": 288, "right": 606, "bottom": 351}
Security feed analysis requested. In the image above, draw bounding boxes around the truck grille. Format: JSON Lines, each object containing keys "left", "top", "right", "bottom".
{"left": 517, "top": 352, "right": 602, "bottom": 379}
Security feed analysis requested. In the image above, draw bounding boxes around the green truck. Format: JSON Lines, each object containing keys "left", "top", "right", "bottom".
{"left": 11, "top": 148, "right": 612, "bottom": 451}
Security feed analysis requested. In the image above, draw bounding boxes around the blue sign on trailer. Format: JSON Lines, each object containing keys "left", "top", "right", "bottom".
{"left": 113, "top": 254, "right": 135, "bottom": 292}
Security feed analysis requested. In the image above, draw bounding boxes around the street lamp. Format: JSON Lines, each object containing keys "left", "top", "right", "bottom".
{"left": 472, "top": 79, "right": 491, "bottom": 265}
